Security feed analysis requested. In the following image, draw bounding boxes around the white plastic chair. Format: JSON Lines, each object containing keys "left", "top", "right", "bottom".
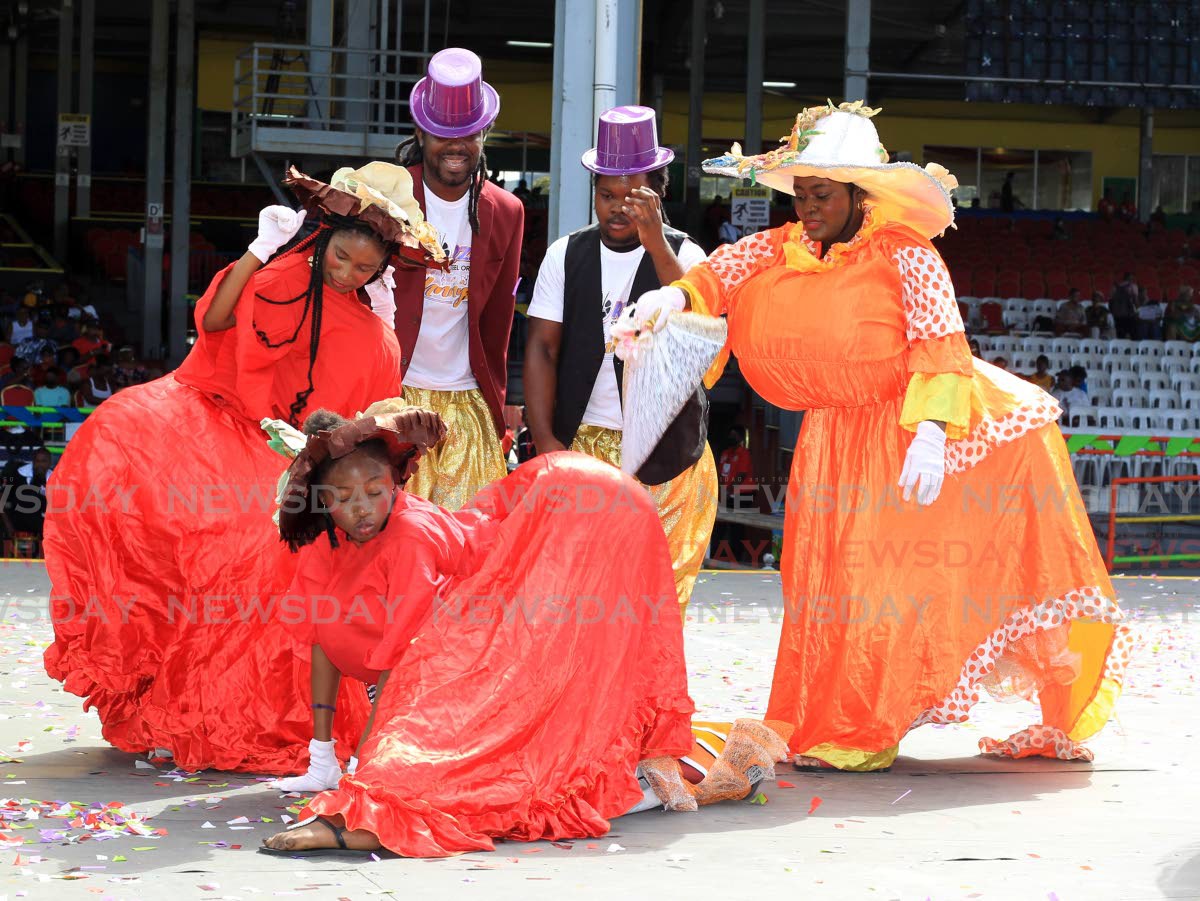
{"left": 1010, "top": 352, "right": 1037, "bottom": 372}
{"left": 1051, "top": 337, "right": 1081, "bottom": 356}
{"left": 1127, "top": 409, "right": 1165, "bottom": 430}
{"left": 1140, "top": 372, "right": 1170, "bottom": 391}
{"left": 1164, "top": 340, "right": 1194, "bottom": 359}
{"left": 1149, "top": 388, "right": 1181, "bottom": 409}
{"left": 1107, "top": 355, "right": 1137, "bottom": 373}
{"left": 1089, "top": 386, "right": 1113, "bottom": 406}
{"left": 1110, "top": 372, "right": 1141, "bottom": 391}
{"left": 1134, "top": 356, "right": 1164, "bottom": 374}
{"left": 1108, "top": 339, "right": 1137, "bottom": 356}
{"left": 1133, "top": 341, "right": 1163, "bottom": 358}
{"left": 1183, "top": 390, "right": 1200, "bottom": 411}
{"left": 1031, "top": 300, "right": 1057, "bottom": 320}
{"left": 1005, "top": 308, "right": 1033, "bottom": 334}
{"left": 1163, "top": 411, "right": 1197, "bottom": 431}
{"left": 990, "top": 335, "right": 1018, "bottom": 356}
{"left": 1096, "top": 406, "right": 1128, "bottom": 428}
{"left": 1089, "top": 370, "right": 1112, "bottom": 390}
{"left": 1170, "top": 372, "right": 1200, "bottom": 393}
{"left": 1023, "top": 336, "right": 1051, "bottom": 356}
{"left": 1112, "top": 387, "right": 1149, "bottom": 408}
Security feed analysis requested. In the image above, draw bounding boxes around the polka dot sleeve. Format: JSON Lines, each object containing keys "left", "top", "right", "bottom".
{"left": 674, "top": 226, "right": 785, "bottom": 318}
{"left": 891, "top": 240, "right": 975, "bottom": 438}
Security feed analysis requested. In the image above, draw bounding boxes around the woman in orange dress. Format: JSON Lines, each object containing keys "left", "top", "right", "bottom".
{"left": 43, "top": 163, "right": 445, "bottom": 773}
{"left": 627, "top": 103, "right": 1131, "bottom": 770}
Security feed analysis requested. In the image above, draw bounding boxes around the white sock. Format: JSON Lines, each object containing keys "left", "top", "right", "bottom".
{"left": 269, "top": 739, "right": 342, "bottom": 792}
{"left": 619, "top": 777, "right": 662, "bottom": 816}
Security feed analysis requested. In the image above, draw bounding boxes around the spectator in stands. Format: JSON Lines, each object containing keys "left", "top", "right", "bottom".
{"left": 33, "top": 368, "right": 70, "bottom": 407}
{"left": 1087, "top": 290, "right": 1115, "bottom": 339}
{"left": 1118, "top": 193, "right": 1136, "bottom": 222}
{"left": 80, "top": 353, "right": 115, "bottom": 405}
{"left": 0, "top": 357, "right": 32, "bottom": 390}
{"left": 1054, "top": 289, "right": 1087, "bottom": 337}
{"left": 968, "top": 338, "right": 982, "bottom": 357}
{"left": 1150, "top": 205, "right": 1167, "bottom": 229}
{"left": 1052, "top": 369, "right": 1088, "bottom": 426}
{"left": 1000, "top": 171, "right": 1016, "bottom": 212}
{"left": 70, "top": 291, "right": 98, "bottom": 321}
{"left": 718, "top": 216, "right": 740, "bottom": 245}
{"left": 1165, "top": 286, "right": 1200, "bottom": 343}
{"left": 1, "top": 446, "right": 54, "bottom": 540}
{"left": 512, "top": 179, "right": 531, "bottom": 204}
{"left": 991, "top": 355, "right": 1009, "bottom": 371}
{"left": 1097, "top": 190, "right": 1115, "bottom": 220}
{"left": 30, "top": 348, "right": 57, "bottom": 387}
{"left": 72, "top": 322, "right": 110, "bottom": 364}
{"left": 14, "top": 321, "right": 56, "bottom": 365}
{"left": 515, "top": 406, "right": 536, "bottom": 464}
{"left": 5, "top": 305, "right": 34, "bottom": 345}
{"left": 1069, "top": 364, "right": 1089, "bottom": 394}
{"left": 1136, "top": 286, "right": 1164, "bottom": 340}
{"left": 1051, "top": 218, "right": 1069, "bottom": 241}
{"left": 1028, "top": 354, "right": 1054, "bottom": 391}
{"left": 1109, "top": 273, "right": 1139, "bottom": 339}
{"left": 113, "top": 346, "right": 149, "bottom": 389}
{"left": 50, "top": 312, "right": 79, "bottom": 347}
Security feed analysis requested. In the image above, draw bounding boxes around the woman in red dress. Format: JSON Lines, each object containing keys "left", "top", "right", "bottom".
{"left": 43, "top": 163, "right": 445, "bottom": 773}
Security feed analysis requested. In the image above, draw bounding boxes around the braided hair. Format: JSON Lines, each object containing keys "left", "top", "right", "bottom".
{"left": 257, "top": 216, "right": 395, "bottom": 426}
{"left": 395, "top": 129, "right": 489, "bottom": 235}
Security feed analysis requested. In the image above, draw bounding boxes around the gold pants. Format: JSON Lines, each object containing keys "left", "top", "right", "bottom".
{"left": 570, "top": 424, "right": 718, "bottom": 617}
{"left": 367, "top": 387, "right": 506, "bottom": 511}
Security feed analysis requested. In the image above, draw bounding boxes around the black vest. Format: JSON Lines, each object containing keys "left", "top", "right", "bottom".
{"left": 553, "top": 224, "right": 709, "bottom": 486}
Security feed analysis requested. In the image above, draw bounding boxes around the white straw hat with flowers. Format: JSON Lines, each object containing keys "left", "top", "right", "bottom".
{"left": 703, "top": 101, "right": 960, "bottom": 239}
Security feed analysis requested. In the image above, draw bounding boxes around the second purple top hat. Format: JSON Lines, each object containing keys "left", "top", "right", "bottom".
{"left": 409, "top": 48, "right": 501, "bottom": 139}
{"left": 582, "top": 106, "right": 675, "bottom": 176}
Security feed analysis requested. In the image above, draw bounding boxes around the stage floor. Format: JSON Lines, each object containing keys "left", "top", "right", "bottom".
{"left": 0, "top": 564, "right": 1194, "bottom": 900}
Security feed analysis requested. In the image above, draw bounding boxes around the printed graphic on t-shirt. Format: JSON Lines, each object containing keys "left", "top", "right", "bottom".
{"left": 424, "top": 244, "right": 471, "bottom": 309}
{"left": 601, "top": 290, "right": 627, "bottom": 349}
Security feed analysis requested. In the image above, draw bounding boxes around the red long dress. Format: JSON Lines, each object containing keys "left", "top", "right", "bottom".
{"left": 43, "top": 252, "right": 404, "bottom": 772}
{"left": 297, "top": 453, "right": 695, "bottom": 857}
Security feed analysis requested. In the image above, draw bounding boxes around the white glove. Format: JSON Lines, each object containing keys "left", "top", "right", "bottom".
{"left": 247, "top": 206, "right": 307, "bottom": 263}
{"left": 364, "top": 265, "right": 397, "bottom": 329}
{"left": 898, "top": 420, "right": 946, "bottom": 506}
{"left": 630, "top": 286, "right": 686, "bottom": 334}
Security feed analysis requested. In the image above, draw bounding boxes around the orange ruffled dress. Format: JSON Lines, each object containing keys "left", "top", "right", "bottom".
{"left": 43, "top": 252, "right": 403, "bottom": 772}
{"left": 300, "top": 453, "right": 695, "bottom": 857}
{"left": 676, "top": 210, "right": 1131, "bottom": 769}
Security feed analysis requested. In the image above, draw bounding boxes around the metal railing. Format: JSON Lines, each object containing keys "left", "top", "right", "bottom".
{"left": 232, "top": 43, "right": 431, "bottom": 159}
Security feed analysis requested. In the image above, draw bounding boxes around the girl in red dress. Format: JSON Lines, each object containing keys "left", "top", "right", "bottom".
{"left": 43, "top": 164, "right": 445, "bottom": 773}
{"left": 259, "top": 411, "right": 800, "bottom": 858}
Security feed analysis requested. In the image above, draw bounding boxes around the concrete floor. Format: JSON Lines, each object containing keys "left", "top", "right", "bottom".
{"left": 0, "top": 563, "right": 1194, "bottom": 901}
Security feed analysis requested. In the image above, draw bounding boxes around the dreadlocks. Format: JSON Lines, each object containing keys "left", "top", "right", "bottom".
{"left": 395, "top": 129, "right": 489, "bottom": 235}
{"left": 255, "top": 216, "right": 395, "bottom": 426}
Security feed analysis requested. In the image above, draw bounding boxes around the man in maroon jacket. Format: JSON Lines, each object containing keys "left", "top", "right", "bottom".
{"left": 386, "top": 48, "right": 524, "bottom": 510}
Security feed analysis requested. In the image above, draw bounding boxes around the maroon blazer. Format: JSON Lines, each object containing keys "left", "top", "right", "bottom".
{"left": 390, "top": 166, "right": 525, "bottom": 437}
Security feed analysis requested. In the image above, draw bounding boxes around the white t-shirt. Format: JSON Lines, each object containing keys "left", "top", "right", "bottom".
{"left": 404, "top": 186, "right": 477, "bottom": 391}
{"left": 528, "top": 235, "right": 708, "bottom": 431}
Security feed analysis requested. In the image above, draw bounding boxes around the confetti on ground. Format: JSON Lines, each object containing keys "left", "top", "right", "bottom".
{"left": 777, "top": 780, "right": 795, "bottom": 788}
{"left": 607, "top": 843, "right": 625, "bottom": 853}
{"left": 808, "top": 796, "right": 823, "bottom": 815}
{"left": 891, "top": 789, "right": 912, "bottom": 804}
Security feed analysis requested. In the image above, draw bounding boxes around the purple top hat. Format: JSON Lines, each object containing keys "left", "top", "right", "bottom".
{"left": 409, "top": 48, "right": 500, "bottom": 139}
{"left": 581, "top": 106, "right": 675, "bottom": 176}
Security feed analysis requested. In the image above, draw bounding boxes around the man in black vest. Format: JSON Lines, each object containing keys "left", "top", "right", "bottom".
{"left": 524, "top": 105, "right": 718, "bottom": 617}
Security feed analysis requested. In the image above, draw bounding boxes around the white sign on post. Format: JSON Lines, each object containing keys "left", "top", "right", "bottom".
{"left": 56, "top": 113, "right": 91, "bottom": 148}
{"left": 146, "top": 202, "right": 165, "bottom": 249}
{"left": 730, "top": 186, "right": 771, "bottom": 238}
